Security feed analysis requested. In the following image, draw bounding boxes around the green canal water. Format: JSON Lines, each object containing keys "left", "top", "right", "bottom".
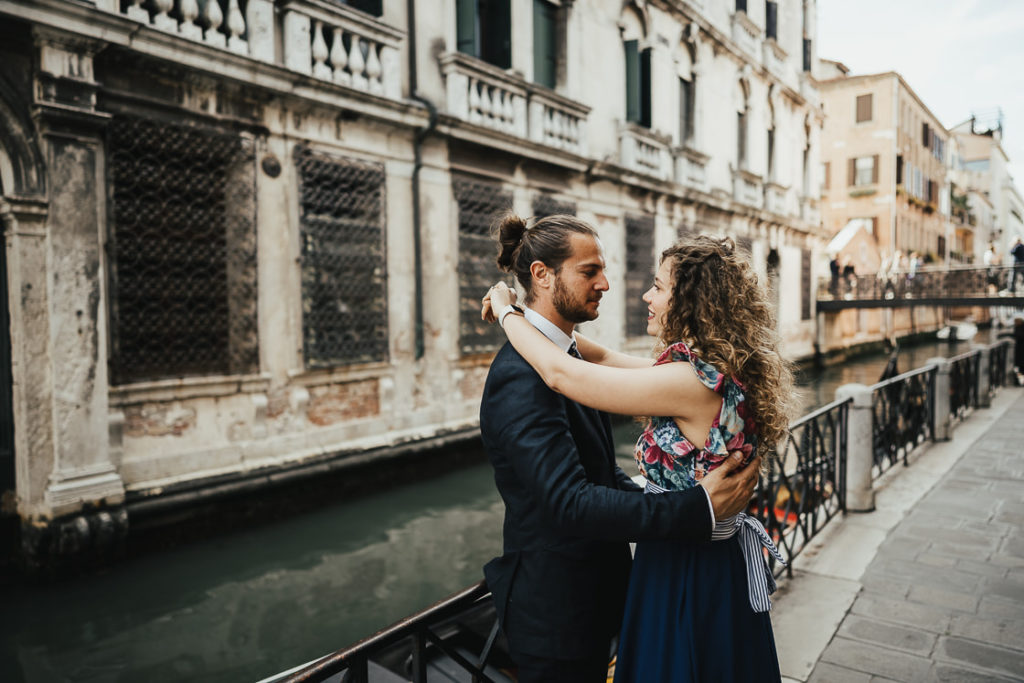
{"left": 0, "top": 335, "right": 996, "bottom": 682}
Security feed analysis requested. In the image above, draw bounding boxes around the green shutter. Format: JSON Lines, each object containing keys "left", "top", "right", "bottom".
{"left": 533, "top": 0, "right": 557, "bottom": 88}
{"left": 639, "top": 47, "right": 652, "bottom": 128}
{"left": 456, "top": 0, "right": 477, "bottom": 56}
{"left": 625, "top": 40, "right": 639, "bottom": 123}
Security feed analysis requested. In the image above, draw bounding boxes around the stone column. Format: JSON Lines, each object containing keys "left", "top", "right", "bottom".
{"left": 974, "top": 343, "right": 991, "bottom": 408}
{"left": 835, "top": 383, "right": 874, "bottom": 512}
{"left": 27, "top": 28, "right": 126, "bottom": 566}
{"left": 928, "top": 356, "right": 952, "bottom": 441}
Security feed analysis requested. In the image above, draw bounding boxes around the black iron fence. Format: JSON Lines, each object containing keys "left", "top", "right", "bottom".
{"left": 275, "top": 339, "right": 1016, "bottom": 683}
{"left": 756, "top": 398, "right": 848, "bottom": 579}
{"left": 819, "top": 263, "right": 1024, "bottom": 305}
{"left": 948, "top": 351, "right": 981, "bottom": 420}
{"left": 870, "top": 365, "right": 935, "bottom": 478}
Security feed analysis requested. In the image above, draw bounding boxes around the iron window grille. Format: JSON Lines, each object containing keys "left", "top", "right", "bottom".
{"left": 532, "top": 194, "right": 576, "bottom": 219}
{"left": 624, "top": 214, "right": 655, "bottom": 338}
{"left": 295, "top": 146, "right": 389, "bottom": 368}
{"left": 107, "top": 114, "right": 259, "bottom": 385}
{"left": 454, "top": 177, "right": 512, "bottom": 354}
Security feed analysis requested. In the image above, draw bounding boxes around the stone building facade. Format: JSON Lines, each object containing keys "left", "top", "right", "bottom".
{"left": 819, "top": 70, "right": 951, "bottom": 268}
{"left": 0, "top": 0, "right": 825, "bottom": 565}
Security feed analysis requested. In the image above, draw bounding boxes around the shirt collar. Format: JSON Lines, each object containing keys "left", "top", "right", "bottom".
{"left": 523, "top": 307, "right": 576, "bottom": 353}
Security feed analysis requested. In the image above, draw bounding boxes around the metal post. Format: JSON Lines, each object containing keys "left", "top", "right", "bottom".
{"left": 835, "top": 383, "right": 874, "bottom": 512}
{"left": 974, "top": 344, "right": 991, "bottom": 408}
{"left": 928, "top": 357, "right": 952, "bottom": 441}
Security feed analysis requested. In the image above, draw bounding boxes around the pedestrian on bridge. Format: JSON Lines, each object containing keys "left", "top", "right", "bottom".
{"left": 1010, "top": 237, "right": 1024, "bottom": 292}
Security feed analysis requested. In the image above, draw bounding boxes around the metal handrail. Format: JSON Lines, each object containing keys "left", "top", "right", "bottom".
{"left": 869, "top": 364, "right": 936, "bottom": 478}
{"left": 279, "top": 581, "right": 499, "bottom": 683}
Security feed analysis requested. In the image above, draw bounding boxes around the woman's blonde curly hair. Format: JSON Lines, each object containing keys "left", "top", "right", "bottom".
{"left": 657, "top": 235, "right": 796, "bottom": 453}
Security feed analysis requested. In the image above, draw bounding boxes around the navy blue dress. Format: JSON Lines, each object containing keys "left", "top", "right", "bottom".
{"left": 613, "top": 343, "right": 781, "bottom": 682}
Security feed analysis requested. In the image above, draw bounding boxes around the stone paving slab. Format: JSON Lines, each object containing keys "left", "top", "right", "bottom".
{"left": 772, "top": 387, "right": 1024, "bottom": 682}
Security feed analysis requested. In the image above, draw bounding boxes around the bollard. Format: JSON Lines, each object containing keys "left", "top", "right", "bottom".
{"left": 928, "top": 357, "right": 951, "bottom": 441}
{"left": 974, "top": 344, "right": 992, "bottom": 408}
{"left": 835, "top": 383, "right": 875, "bottom": 512}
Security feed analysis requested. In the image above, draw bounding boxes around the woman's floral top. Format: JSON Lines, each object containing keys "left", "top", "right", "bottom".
{"left": 635, "top": 342, "right": 758, "bottom": 492}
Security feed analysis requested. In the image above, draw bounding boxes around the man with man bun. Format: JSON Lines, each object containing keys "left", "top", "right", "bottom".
{"left": 478, "top": 213, "right": 761, "bottom": 682}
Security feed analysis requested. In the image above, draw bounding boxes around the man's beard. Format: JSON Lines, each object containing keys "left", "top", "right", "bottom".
{"left": 553, "top": 275, "right": 599, "bottom": 324}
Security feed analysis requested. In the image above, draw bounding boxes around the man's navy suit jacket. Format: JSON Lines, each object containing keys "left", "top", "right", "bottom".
{"left": 480, "top": 342, "right": 713, "bottom": 660}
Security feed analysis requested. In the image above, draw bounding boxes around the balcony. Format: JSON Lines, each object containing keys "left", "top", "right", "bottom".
{"left": 732, "top": 168, "right": 763, "bottom": 208}
{"left": 440, "top": 53, "right": 589, "bottom": 157}
{"left": 800, "top": 196, "right": 820, "bottom": 225}
{"left": 619, "top": 124, "right": 672, "bottom": 180}
{"left": 94, "top": 0, "right": 404, "bottom": 100}
{"left": 762, "top": 39, "right": 789, "bottom": 84}
{"left": 731, "top": 11, "right": 761, "bottom": 59}
{"left": 764, "top": 181, "right": 788, "bottom": 215}
{"left": 674, "top": 146, "right": 710, "bottom": 192}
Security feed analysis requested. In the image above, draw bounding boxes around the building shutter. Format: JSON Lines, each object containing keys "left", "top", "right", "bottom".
{"left": 896, "top": 154, "right": 903, "bottom": 185}
{"left": 848, "top": 157, "right": 855, "bottom": 186}
{"left": 922, "top": 122, "right": 929, "bottom": 147}
{"left": 456, "top": 0, "right": 477, "bottom": 56}
{"left": 856, "top": 94, "right": 872, "bottom": 123}
{"left": 679, "top": 77, "right": 691, "bottom": 143}
{"left": 737, "top": 0, "right": 747, "bottom": 11}
{"left": 481, "top": 0, "right": 512, "bottom": 68}
{"left": 625, "top": 40, "right": 639, "bottom": 124}
{"left": 766, "top": 1, "right": 778, "bottom": 40}
{"left": 639, "top": 47, "right": 652, "bottom": 128}
{"left": 803, "top": 38, "right": 812, "bottom": 72}
{"left": 532, "top": 0, "right": 557, "bottom": 89}
{"left": 871, "top": 154, "right": 879, "bottom": 183}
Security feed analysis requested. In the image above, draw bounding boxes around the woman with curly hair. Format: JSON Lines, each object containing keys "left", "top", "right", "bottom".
{"left": 485, "top": 232, "right": 795, "bottom": 682}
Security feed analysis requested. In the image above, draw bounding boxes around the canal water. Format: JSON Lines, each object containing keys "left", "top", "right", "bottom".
{"left": 0, "top": 334, "right": 1000, "bottom": 682}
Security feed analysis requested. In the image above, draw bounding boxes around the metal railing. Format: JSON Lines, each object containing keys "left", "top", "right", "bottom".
{"left": 276, "top": 581, "right": 505, "bottom": 683}
{"left": 277, "top": 338, "right": 1017, "bottom": 683}
{"left": 756, "top": 398, "right": 849, "bottom": 579}
{"left": 948, "top": 350, "right": 981, "bottom": 420}
{"left": 818, "top": 264, "right": 1024, "bottom": 306}
{"left": 870, "top": 365, "right": 936, "bottom": 478}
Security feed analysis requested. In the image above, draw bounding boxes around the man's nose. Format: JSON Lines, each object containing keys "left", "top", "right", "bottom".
{"left": 595, "top": 274, "right": 609, "bottom": 291}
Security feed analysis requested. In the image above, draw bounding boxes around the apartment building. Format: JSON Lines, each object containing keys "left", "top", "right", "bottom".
{"left": 819, "top": 69, "right": 950, "bottom": 271}
{"left": 0, "top": 0, "right": 825, "bottom": 566}
{"left": 950, "top": 116, "right": 1024, "bottom": 261}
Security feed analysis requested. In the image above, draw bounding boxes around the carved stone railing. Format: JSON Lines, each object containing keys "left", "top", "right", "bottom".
{"left": 93, "top": 0, "right": 403, "bottom": 101}
{"left": 619, "top": 124, "right": 672, "bottom": 180}
{"left": 440, "top": 53, "right": 589, "bottom": 156}
{"left": 764, "top": 181, "right": 788, "bottom": 215}
{"left": 731, "top": 11, "right": 761, "bottom": 58}
{"left": 732, "top": 168, "right": 763, "bottom": 208}
{"left": 674, "top": 146, "right": 709, "bottom": 192}
{"left": 528, "top": 90, "right": 589, "bottom": 156}
{"left": 281, "top": 0, "right": 402, "bottom": 99}
{"left": 800, "top": 196, "right": 820, "bottom": 225}
{"left": 98, "top": 0, "right": 268, "bottom": 56}
{"left": 763, "top": 39, "right": 789, "bottom": 83}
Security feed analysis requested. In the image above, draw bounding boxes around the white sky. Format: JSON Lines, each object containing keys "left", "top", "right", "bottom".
{"left": 817, "top": 0, "right": 1024, "bottom": 186}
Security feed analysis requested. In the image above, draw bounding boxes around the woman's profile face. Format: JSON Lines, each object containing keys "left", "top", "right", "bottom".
{"left": 642, "top": 259, "right": 675, "bottom": 338}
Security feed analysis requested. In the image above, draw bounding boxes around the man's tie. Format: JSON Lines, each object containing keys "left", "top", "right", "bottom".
{"left": 568, "top": 341, "right": 581, "bottom": 359}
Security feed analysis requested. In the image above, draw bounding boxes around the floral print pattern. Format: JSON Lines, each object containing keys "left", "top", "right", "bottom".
{"left": 635, "top": 342, "right": 758, "bottom": 491}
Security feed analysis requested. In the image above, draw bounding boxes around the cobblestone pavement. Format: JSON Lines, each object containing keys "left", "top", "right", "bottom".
{"left": 807, "top": 392, "right": 1024, "bottom": 682}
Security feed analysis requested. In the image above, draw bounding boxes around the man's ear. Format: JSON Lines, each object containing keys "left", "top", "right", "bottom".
{"left": 529, "top": 260, "right": 552, "bottom": 291}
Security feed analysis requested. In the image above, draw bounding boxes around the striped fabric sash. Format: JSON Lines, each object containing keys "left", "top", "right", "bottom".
{"left": 644, "top": 478, "right": 786, "bottom": 613}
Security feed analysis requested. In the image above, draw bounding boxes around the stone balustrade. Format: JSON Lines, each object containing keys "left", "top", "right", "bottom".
{"left": 763, "top": 40, "right": 789, "bottom": 84}
{"left": 800, "top": 196, "right": 820, "bottom": 225}
{"left": 619, "top": 124, "right": 671, "bottom": 180}
{"left": 732, "top": 168, "right": 763, "bottom": 208}
{"left": 764, "top": 181, "right": 787, "bottom": 215}
{"left": 674, "top": 146, "right": 709, "bottom": 192}
{"left": 440, "top": 53, "right": 589, "bottom": 156}
{"left": 94, "top": 0, "right": 402, "bottom": 100}
{"left": 731, "top": 11, "right": 761, "bottom": 58}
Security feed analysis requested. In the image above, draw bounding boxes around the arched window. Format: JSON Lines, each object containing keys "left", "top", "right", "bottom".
{"left": 677, "top": 40, "right": 697, "bottom": 146}
{"left": 621, "top": 8, "right": 650, "bottom": 128}
{"left": 736, "top": 78, "right": 750, "bottom": 169}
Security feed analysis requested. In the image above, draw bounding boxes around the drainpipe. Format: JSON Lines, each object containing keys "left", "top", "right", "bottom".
{"left": 407, "top": 0, "right": 439, "bottom": 360}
